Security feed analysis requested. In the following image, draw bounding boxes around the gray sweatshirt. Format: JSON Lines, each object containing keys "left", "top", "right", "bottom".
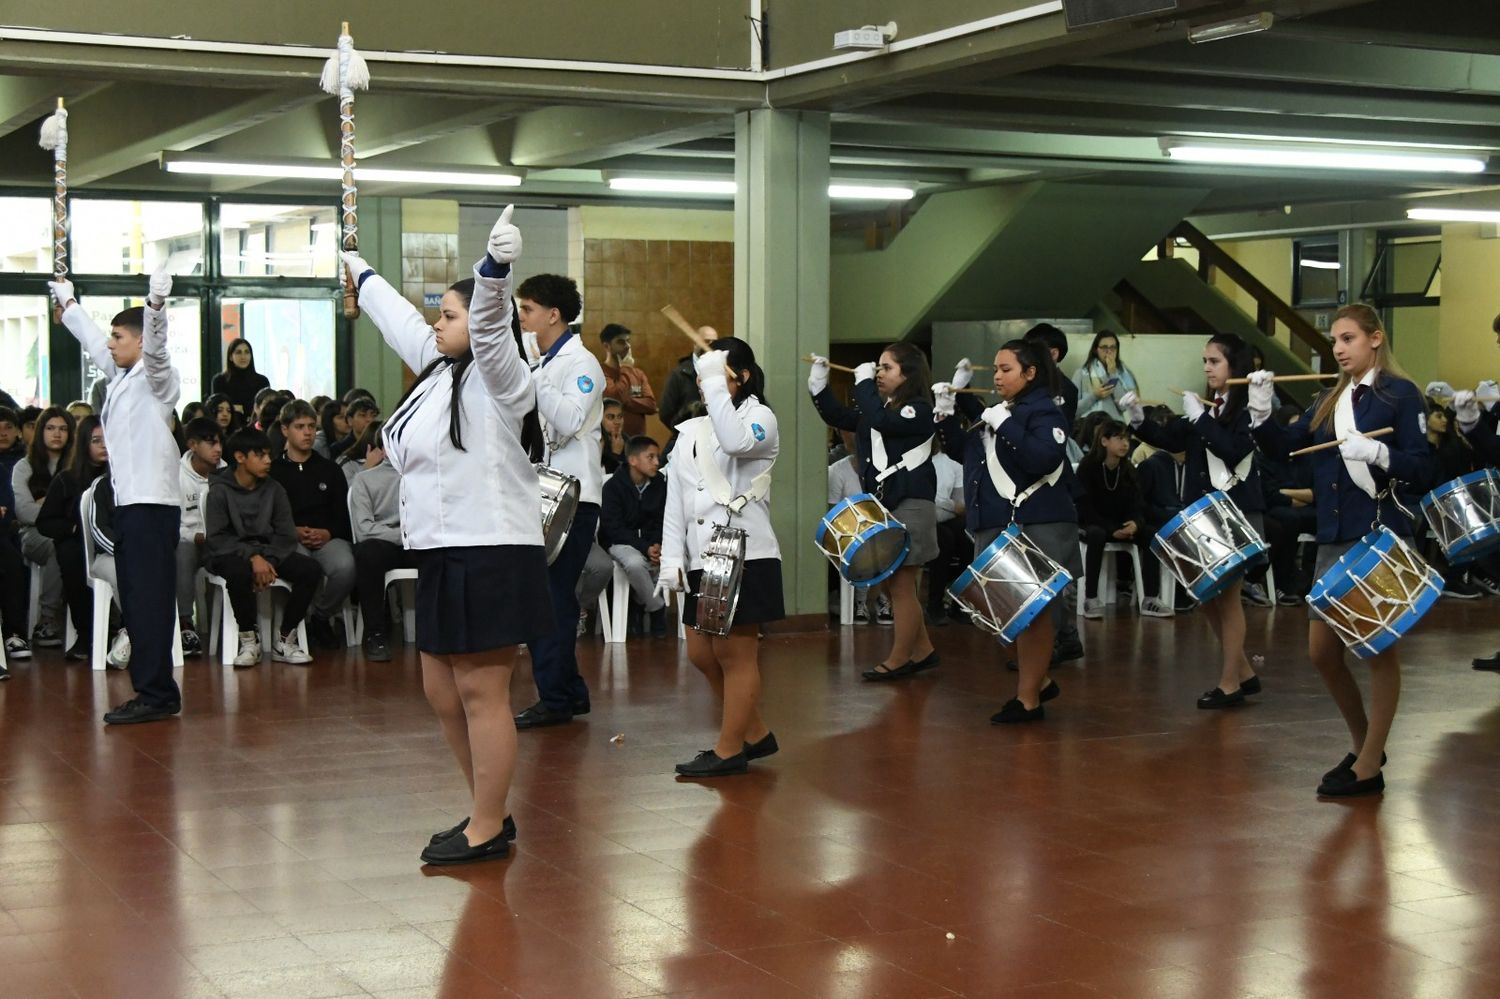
{"left": 203, "top": 469, "right": 298, "bottom": 564}
{"left": 348, "top": 460, "right": 401, "bottom": 546}
{"left": 11, "top": 455, "right": 60, "bottom": 527}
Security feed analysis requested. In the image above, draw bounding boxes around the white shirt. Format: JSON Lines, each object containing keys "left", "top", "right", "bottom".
{"left": 533, "top": 333, "right": 605, "bottom": 505}
{"left": 61, "top": 303, "right": 181, "bottom": 507}
{"left": 661, "top": 380, "right": 780, "bottom": 575}
{"left": 933, "top": 452, "right": 963, "bottom": 523}
{"left": 363, "top": 262, "right": 544, "bottom": 551}
{"left": 178, "top": 452, "right": 226, "bottom": 541}
{"left": 827, "top": 455, "right": 862, "bottom": 506}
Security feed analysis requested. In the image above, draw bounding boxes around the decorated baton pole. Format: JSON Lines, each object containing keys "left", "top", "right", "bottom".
{"left": 321, "top": 22, "right": 370, "bottom": 320}
{"left": 38, "top": 99, "right": 68, "bottom": 322}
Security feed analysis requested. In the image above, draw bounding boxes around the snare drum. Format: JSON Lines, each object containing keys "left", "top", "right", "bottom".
{"left": 694, "top": 525, "right": 746, "bottom": 636}
{"left": 1420, "top": 468, "right": 1500, "bottom": 566}
{"left": 1151, "top": 491, "right": 1267, "bottom": 603}
{"left": 1307, "top": 527, "right": 1444, "bottom": 659}
{"left": 948, "top": 525, "right": 1072, "bottom": 643}
{"left": 814, "top": 493, "right": 910, "bottom": 586}
{"left": 535, "top": 464, "right": 580, "bottom": 565}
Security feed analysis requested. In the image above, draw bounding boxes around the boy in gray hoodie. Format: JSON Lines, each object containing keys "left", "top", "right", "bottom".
{"left": 204, "top": 428, "right": 323, "bottom": 667}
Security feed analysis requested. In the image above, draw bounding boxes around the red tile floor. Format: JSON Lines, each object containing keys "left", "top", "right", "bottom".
{"left": 3, "top": 598, "right": 1500, "bottom": 998}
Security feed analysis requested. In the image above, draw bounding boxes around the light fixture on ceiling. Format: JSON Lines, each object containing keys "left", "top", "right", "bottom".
{"left": 1187, "top": 11, "right": 1274, "bottom": 44}
{"left": 608, "top": 177, "right": 916, "bottom": 200}
{"left": 160, "top": 154, "right": 523, "bottom": 187}
{"left": 1160, "top": 141, "right": 1487, "bottom": 174}
{"left": 829, "top": 184, "right": 914, "bottom": 200}
{"left": 1406, "top": 207, "right": 1500, "bottom": 223}
{"left": 1299, "top": 259, "right": 1341, "bottom": 270}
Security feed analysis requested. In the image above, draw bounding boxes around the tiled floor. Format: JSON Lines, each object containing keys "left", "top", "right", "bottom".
{"left": 3, "top": 597, "right": 1500, "bottom": 998}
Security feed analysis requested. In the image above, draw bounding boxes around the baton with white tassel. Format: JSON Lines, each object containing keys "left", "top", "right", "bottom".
{"left": 320, "top": 22, "right": 370, "bottom": 320}
{"left": 38, "top": 98, "right": 68, "bottom": 323}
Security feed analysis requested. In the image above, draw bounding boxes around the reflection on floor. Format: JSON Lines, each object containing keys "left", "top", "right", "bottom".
{"left": 3, "top": 598, "right": 1500, "bottom": 998}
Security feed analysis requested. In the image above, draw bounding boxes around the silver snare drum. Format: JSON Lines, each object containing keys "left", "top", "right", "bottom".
{"left": 695, "top": 525, "right": 747, "bottom": 636}
{"left": 536, "top": 464, "right": 581, "bottom": 565}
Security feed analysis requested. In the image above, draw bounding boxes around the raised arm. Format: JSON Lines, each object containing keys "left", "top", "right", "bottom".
{"left": 993, "top": 404, "right": 1069, "bottom": 476}
{"left": 346, "top": 255, "right": 440, "bottom": 374}
{"left": 853, "top": 378, "right": 933, "bottom": 434}
{"left": 467, "top": 206, "right": 534, "bottom": 412}
{"left": 49, "top": 278, "right": 113, "bottom": 375}
{"left": 698, "top": 352, "right": 777, "bottom": 460}
{"left": 141, "top": 271, "right": 182, "bottom": 407}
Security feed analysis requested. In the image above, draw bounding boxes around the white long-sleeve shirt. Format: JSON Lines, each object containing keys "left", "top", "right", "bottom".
{"left": 363, "top": 260, "right": 544, "bottom": 551}
{"left": 61, "top": 303, "right": 181, "bottom": 507}
{"left": 533, "top": 333, "right": 605, "bottom": 505}
{"left": 178, "top": 452, "right": 226, "bottom": 541}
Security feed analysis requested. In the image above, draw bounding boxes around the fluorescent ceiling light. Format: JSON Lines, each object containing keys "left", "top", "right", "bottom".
{"left": 1188, "top": 12, "right": 1273, "bottom": 44}
{"left": 1299, "top": 259, "right": 1340, "bottom": 270}
{"left": 608, "top": 177, "right": 737, "bottom": 195}
{"left": 162, "top": 157, "right": 522, "bottom": 187}
{"left": 1406, "top": 207, "right": 1500, "bottom": 223}
{"left": 1163, "top": 143, "right": 1486, "bottom": 174}
{"left": 829, "top": 184, "right": 914, "bottom": 200}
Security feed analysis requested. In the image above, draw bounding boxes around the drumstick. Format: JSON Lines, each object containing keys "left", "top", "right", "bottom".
{"left": 1226, "top": 372, "right": 1339, "bottom": 386}
{"left": 801, "top": 355, "right": 858, "bottom": 374}
{"left": 956, "top": 387, "right": 996, "bottom": 395}
{"left": 1168, "top": 387, "right": 1215, "bottom": 406}
{"left": 1288, "top": 426, "right": 1393, "bottom": 458}
{"left": 660, "top": 305, "right": 715, "bottom": 353}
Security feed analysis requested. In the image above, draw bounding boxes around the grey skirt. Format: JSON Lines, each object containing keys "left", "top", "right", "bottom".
{"left": 892, "top": 497, "right": 939, "bottom": 568}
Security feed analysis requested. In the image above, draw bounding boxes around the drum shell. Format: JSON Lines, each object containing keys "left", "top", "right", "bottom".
{"left": 535, "top": 465, "right": 581, "bottom": 566}
{"left": 694, "top": 525, "right": 746, "bottom": 636}
{"left": 948, "top": 525, "right": 1072, "bottom": 643}
{"left": 1151, "top": 491, "right": 1266, "bottom": 603}
{"left": 1420, "top": 469, "right": 1500, "bottom": 566}
{"left": 1307, "top": 528, "right": 1444, "bottom": 659}
{"left": 813, "top": 493, "right": 911, "bottom": 586}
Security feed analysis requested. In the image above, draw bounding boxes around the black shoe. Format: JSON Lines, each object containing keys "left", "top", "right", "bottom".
{"left": 1053, "top": 637, "right": 1084, "bottom": 664}
{"left": 911, "top": 650, "right": 940, "bottom": 672}
{"left": 1039, "top": 679, "right": 1061, "bottom": 703}
{"left": 1321, "top": 752, "right": 1388, "bottom": 784}
{"left": 861, "top": 661, "right": 921, "bottom": 682}
{"left": 572, "top": 699, "right": 591, "bottom": 716}
{"left": 306, "top": 615, "right": 339, "bottom": 650}
{"left": 990, "top": 698, "right": 1045, "bottom": 724}
{"left": 1239, "top": 676, "right": 1262, "bottom": 696}
{"left": 514, "top": 702, "right": 574, "bottom": 729}
{"left": 1442, "top": 577, "right": 1483, "bottom": 600}
{"left": 674, "top": 749, "right": 749, "bottom": 777}
{"left": 743, "top": 732, "right": 779, "bottom": 760}
{"left": 1470, "top": 572, "right": 1500, "bottom": 597}
{"left": 1473, "top": 651, "right": 1500, "bottom": 671}
{"left": 65, "top": 638, "right": 90, "bottom": 661}
{"left": 103, "top": 698, "right": 181, "bottom": 725}
{"left": 1196, "top": 687, "right": 1246, "bottom": 710}
{"left": 420, "top": 827, "right": 512, "bottom": 866}
{"left": 428, "top": 814, "right": 515, "bottom": 847}
{"left": 1317, "top": 768, "right": 1385, "bottom": 798}
{"left": 362, "top": 632, "right": 392, "bottom": 662}
{"left": 924, "top": 606, "right": 949, "bottom": 628}
{"left": 1277, "top": 592, "right": 1304, "bottom": 608}
{"left": 650, "top": 608, "right": 668, "bottom": 638}
{"left": 0, "top": 663, "right": 8, "bottom": 682}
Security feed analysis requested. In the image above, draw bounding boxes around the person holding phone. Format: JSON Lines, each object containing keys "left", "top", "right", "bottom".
{"left": 1073, "top": 331, "right": 1140, "bottom": 423}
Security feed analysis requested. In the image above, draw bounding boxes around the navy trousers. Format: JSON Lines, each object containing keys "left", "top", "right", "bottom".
{"left": 114, "top": 504, "right": 181, "bottom": 707}
{"left": 528, "top": 503, "right": 597, "bottom": 713}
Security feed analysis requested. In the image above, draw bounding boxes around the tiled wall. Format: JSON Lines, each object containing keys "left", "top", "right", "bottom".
{"left": 400, "top": 231, "right": 459, "bottom": 327}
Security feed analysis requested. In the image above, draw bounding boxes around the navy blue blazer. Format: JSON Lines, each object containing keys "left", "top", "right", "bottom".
{"left": 1253, "top": 373, "right": 1436, "bottom": 543}
{"left": 938, "top": 385, "right": 1076, "bottom": 531}
{"left": 1132, "top": 405, "right": 1264, "bottom": 515}
{"left": 1463, "top": 407, "right": 1500, "bottom": 468}
{"left": 813, "top": 382, "right": 936, "bottom": 507}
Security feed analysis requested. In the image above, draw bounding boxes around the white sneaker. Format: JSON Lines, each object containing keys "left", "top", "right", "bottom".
{"left": 1140, "top": 597, "right": 1175, "bottom": 618}
{"left": 233, "top": 631, "right": 261, "bottom": 668}
{"left": 1082, "top": 597, "right": 1104, "bottom": 619}
{"left": 107, "top": 630, "right": 131, "bottom": 669}
{"left": 273, "top": 632, "right": 312, "bottom": 665}
{"left": 4, "top": 635, "right": 31, "bottom": 660}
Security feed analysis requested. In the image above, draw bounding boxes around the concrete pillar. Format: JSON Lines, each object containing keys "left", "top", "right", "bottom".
{"left": 734, "top": 109, "right": 830, "bottom": 622}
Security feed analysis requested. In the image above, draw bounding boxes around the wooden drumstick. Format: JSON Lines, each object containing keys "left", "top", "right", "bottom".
{"left": 956, "top": 387, "right": 997, "bottom": 395}
{"left": 1226, "top": 372, "right": 1339, "bottom": 386}
{"left": 801, "top": 354, "right": 858, "bottom": 374}
{"left": 660, "top": 305, "right": 715, "bottom": 353}
{"left": 1288, "top": 426, "right": 1393, "bottom": 458}
{"left": 1168, "top": 387, "right": 1215, "bottom": 406}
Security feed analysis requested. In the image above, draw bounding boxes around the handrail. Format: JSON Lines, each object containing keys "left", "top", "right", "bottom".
{"left": 1171, "top": 221, "right": 1334, "bottom": 369}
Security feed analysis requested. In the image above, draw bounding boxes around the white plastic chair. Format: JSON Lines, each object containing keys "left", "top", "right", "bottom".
{"left": 351, "top": 569, "right": 418, "bottom": 644}
{"left": 839, "top": 577, "right": 855, "bottom": 625}
{"left": 79, "top": 482, "right": 184, "bottom": 672}
{"left": 1082, "top": 540, "right": 1147, "bottom": 613}
{"left": 205, "top": 574, "right": 308, "bottom": 664}
{"left": 602, "top": 563, "right": 685, "bottom": 642}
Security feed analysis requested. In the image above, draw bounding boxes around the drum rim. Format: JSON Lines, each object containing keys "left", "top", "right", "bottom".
{"left": 846, "top": 530, "right": 911, "bottom": 587}
{"left": 815, "top": 493, "right": 895, "bottom": 545}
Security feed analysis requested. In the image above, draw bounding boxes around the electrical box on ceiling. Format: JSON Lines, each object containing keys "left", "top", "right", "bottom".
{"left": 834, "top": 25, "right": 892, "bottom": 51}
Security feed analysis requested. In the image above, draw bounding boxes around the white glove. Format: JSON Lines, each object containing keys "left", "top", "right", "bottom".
{"left": 147, "top": 268, "right": 172, "bottom": 309}
{"left": 952, "top": 358, "right": 973, "bottom": 391}
{"left": 654, "top": 567, "right": 685, "bottom": 604}
{"left": 1477, "top": 380, "right": 1500, "bottom": 407}
{"left": 1339, "top": 434, "right": 1389, "bottom": 469}
{"left": 1454, "top": 390, "right": 1482, "bottom": 432}
{"left": 1118, "top": 390, "right": 1145, "bottom": 428}
{"left": 487, "top": 204, "right": 522, "bottom": 264}
{"left": 341, "top": 251, "right": 372, "bottom": 282}
{"left": 854, "top": 361, "right": 876, "bottom": 384}
{"left": 1425, "top": 380, "right": 1455, "bottom": 400}
{"left": 932, "top": 382, "right": 956, "bottom": 420}
{"left": 807, "top": 354, "right": 830, "bottom": 395}
{"left": 695, "top": 349, "right": 730, "bottom": 384}
{"left": 1247, "top": 370, "right": 1276, "bottom": 426}
{"left": 48, "top": 279, "right": 74, "bottom": 310}
{"left": 979, "top": 402, "right": 1011, "bottom": 430}
{"left": 1181, "top": 390, "right": 1206, "bottom": 422}
{"left": 522, "top": 329, "right": 541, "bottom": 364}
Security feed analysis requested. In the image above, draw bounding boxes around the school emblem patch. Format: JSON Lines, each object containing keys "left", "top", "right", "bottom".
{"left": 1417, "top": 412, "right": 1427, "bottom": 435}
{"left": 1053, "top": 427, "right": 1066, "bottom": 444}
{"left": 577, "top": 375, "right": 594, "bottom": 393}
{"left": 899, "top": 405, "right": 916, "bottom": 419}
{"left": 751, "top": 423, "right": 766, "bottom": 441}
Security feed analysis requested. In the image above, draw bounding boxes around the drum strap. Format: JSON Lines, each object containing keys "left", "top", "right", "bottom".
{"left": 1334, "top": 380, "right": 1378, "bottom": 499}
{"left": 542, "top": 385, "right": 604, "bottom": 457}
{"left": 984, "top": 429, "right": 1064, "bottom": 508}
{"left": 693, "top": 419, "right": 773, "bottom": 515}
{"left": 870, "top": 429, "right": 933, "bottom": 484}
{"left": 1205, "top": 448, "right": 1255, "bottom": 493}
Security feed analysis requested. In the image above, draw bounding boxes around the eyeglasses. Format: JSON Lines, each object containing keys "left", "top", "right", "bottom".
{"left": 1097, "top": 344, "right": 1118, "bottom": 351}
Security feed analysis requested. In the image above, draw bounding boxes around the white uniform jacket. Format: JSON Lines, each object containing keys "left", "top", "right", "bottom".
{"left": 61, "top": 302, "right": 181, "bottom": 507}
{"left": 660, "top": 379, "right": 780, "bottom": 577}
{"left": 361, "top": 260, "right": 544, "bottom": 551}
{"left": 533, "top": 333, "right": 605, "bottom": 505}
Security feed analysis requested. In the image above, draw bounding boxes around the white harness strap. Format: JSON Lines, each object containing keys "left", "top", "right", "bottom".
{"left": 870, "top": 428, "right": 933, "bottom": 484}
{"left": 693, "top": 419, "right": 773, "bottom": 515}
{"left": 538, "top": 365, "right": 604, "bottom": 457}
{"left": 1205, "top": 448, "right": 1255, "bottom": 493}
{"left": 983, "top": 428, "right": 1064, "bottom": 507}
{"left": 1335, "top": 381, "right": 1378, "bottom": 499}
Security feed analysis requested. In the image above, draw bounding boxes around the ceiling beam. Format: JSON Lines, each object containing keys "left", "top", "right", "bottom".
{"left": 0, "top": 75, "right": 110, "bottom": 139}
{"left": 506, "top": 106, "right": 728, "bottom": 168}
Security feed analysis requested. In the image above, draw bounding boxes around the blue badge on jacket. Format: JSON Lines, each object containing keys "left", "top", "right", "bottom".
{"left": 751, "top": 423, "right": 766, "bottom": 441}
{"left": 577, "top": 375, "right": 594, "bottom": 393}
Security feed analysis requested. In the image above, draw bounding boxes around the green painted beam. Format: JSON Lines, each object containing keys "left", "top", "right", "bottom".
{"left": 508, "top": 107, "right": 727, "bottom": 168}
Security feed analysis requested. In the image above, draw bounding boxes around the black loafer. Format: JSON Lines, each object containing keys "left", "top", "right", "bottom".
{"left": 674, "top": 750, "right": 749, "bottom": 777}
{"left": 428, "top": 814, "right": 515, "bottom": 847}
{"left": 572, "top": 700, "right": 591, "bottom": 716}
{"left": 862, "top": 661, "right": 921, "bottom": 682}
{"left": 990, "top": 698, "right": 1044, "bottom": 724}
{"left": 514, "top": 703, "right": 573, "bottom": 729}
{"left": 1320, "top": 752, "right": 1387, "bottom": 784}
{"left": 1196, "top": 687, "right": 1246, "bottom": 710}
{"left": 363, "top": 633, "right": 392, "bottom": 662}
{"left": 911, "top": 651, "right": 940, "bottom": 672}
{"left": 1239, "top": 676, "right": 1262, "bottom": 696}
{"left": 419, "top": 827, "right": 512, "bottom": 866}
{"left": 743, "top": 732, "right": 779, "bottom": 760}
{"left": 1039, "top": 679, "right": 1061, "bottom": 703}
{"left": 1472, "top": 651, "right": 1500, "bottom": 671}
{"left": 1053, "top": 638, "right": 1084, "bottom": 664}
{"left": 1317, "top": 768, "right": 1385, "bottom": 798}
{"left": 103, "top": 698, "right": 181, "bottom": 725}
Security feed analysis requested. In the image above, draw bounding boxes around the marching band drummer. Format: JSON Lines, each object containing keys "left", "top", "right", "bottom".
{"left": 1247, "top": 304, "right": 1434, "bottom": 798}
{"left": 935, "top": 339, "right": 1077, "bottom": 723}
{"left": 809, "top": 344, "right": 940, "bottom": 681}
{"left": 343, "top": 206, "right": 553, "bottom": 865}
{"left": 657, "top": 338, "right": 782, "bottom": 778}
{"left": 1453, "top": 376, "right": 1500, "bottom": 671}
{"left": 1119, "top": 332, "right": 1266, "bottom": 711}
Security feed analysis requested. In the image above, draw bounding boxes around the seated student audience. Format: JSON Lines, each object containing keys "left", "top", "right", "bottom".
{"left": 19, "top": 405, "right": 41, "bottom": 449}
{"left": 0, "top": 526, "right": 29, "bottom": 672}
{"left": 66, "top": 400, "right": 92, "bottom": 422}
{"left": 204, "top": 428, "right": 320, "bottom": 667}
{"left": 315, "top": 399, "right": 347, "bottom": 459}
{"left": 348, "top": 441, "right": 414, "bottom": 662}
{"left": 11, "top": 405, "right": 74, "bottom": 648}
{"left": 337, "top": 419, "right": 384, "bottom": 484}
{"left": 175, "top": 418, "right": 225, "bottom": 656}
{"left": 600, "top": 397, "right": 628, "bottom": 474}
{"left": 204, "top": 393, "right": 238, "bottom": 436}
{"left": 180, "top": 401, "right": 205, "bottom": 427}
{"left": 271, "top": 401, "right": 355, "bottom": 647}
{"left": 35, "top": 416, "right": 114, "bottom": 662}
{"left": 925, "top": 449, "right": 970, "bottom": 626}
{"left": 329, "top": 397, "right": 379, "bottom": 460}
{"left": 599, "top": 435, "right": 669, "bottom": 637}
{"left": 1076, "top": 420, "right": 1171, "bottom": 618}
{"left": 0, "top": 406, "right": 24, "bottom": 533}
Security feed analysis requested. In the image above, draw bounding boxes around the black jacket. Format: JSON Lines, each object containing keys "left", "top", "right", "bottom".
{"left": 270, "top": 451, "right": 351, "bottom": 540}
{"left": 210, "top": 370, "right": 271, "bottom": 420}
{"left": 598, "top": 465, "right": 667, "bottom": 553}
{"left": 813, "top": 382, "right": 937, "bottom": 507}
{"left": 1137, "top": 450, "right": 1186, "bottom": 530}
{"left": 37, "top": 467, "right": 113, "bottom": 553}
{"left": 1134, "top": 404, "right": 1265, "bottom": 514}
{"left": 658, "top": 356, "right": 699, "bottom": 431}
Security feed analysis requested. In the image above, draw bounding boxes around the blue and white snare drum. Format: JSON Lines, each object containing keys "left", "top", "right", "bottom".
{"left": 1151, "top": 491, "right": 1267, "bottom": 603}
{"left": 1307, "top": 527, "right": 1443, "bottom": 660}
{"left": 1420, "top": 469, "right": 1500, "bottom": 566}
{"left": 948, "top": 525, "right": 1072, "bottom": 643}
{"left": 814, "top": 493, "right": 910, "bottom": 586}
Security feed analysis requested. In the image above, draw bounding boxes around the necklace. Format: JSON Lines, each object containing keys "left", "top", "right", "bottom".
{"left": 1102, "top": 462, "right": 1121, "bottom": 491}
